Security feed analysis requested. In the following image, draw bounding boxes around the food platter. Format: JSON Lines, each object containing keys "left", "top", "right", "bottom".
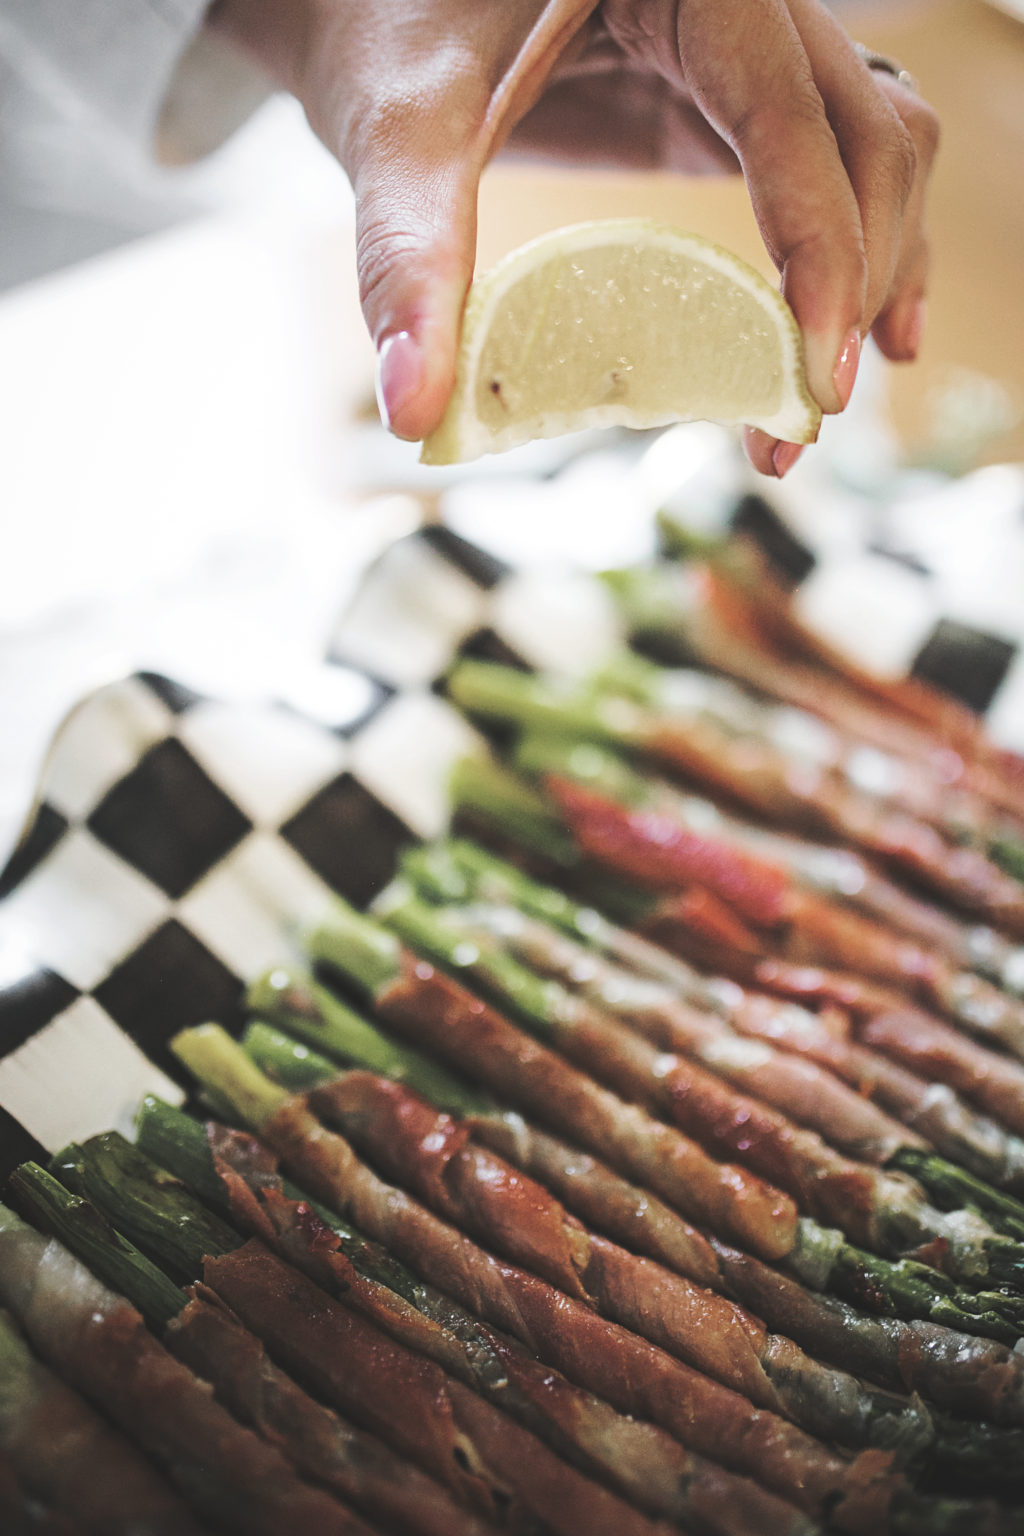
{"left": 5, "top": 453, "right": 1024, "bottom": 1534}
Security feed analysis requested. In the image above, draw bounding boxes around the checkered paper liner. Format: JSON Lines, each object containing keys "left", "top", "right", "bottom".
{"left": 0, "top": 649, "right": 485, "bottom": 1177}
{"left": 3, "top": 455, "right": 1024, "bottom": 1178}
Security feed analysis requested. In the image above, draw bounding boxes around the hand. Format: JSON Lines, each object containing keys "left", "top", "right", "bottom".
{"left": 209, "top": 0, "right": 939, "bottom": 476}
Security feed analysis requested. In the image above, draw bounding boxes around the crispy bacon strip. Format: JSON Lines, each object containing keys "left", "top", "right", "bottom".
{"left": 258, "top": 1093, "right": 903, "bottom": 1532}
{"left": 371, "top": 954, "right": 797, "bottom": 1259}
{"left": 0, "top": 1212, "right": 370, "bottom": 1536}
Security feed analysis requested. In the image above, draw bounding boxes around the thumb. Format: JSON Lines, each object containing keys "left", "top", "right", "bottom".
{"left": 354, "top": 158, "right": 479, "bottom": 443}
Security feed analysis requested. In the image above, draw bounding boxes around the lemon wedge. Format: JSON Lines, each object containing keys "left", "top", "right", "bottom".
{"left": 421, "top": 219, "right": 821, "bottom": 466}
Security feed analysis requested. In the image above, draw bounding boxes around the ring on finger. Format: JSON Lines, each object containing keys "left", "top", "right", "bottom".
{"left": 852, "top": 42, "right": 918, "bottom": 94}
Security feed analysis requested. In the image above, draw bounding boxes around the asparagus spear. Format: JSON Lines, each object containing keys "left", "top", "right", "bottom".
{"left": 6, "top": 1163, "right": 184, "bottom": 1332}
{"left": 309, "top": 895, "right": 1024, "bottom": 1338}
{"left": 369, "top": 887, "right": 1024, "bottom": 1301}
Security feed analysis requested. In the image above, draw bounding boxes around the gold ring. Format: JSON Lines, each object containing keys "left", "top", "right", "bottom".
{"left": 853, "top": 42, "right": 918, "bottom": 93}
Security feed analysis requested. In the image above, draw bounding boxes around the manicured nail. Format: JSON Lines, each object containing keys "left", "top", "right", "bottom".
{"left": 772, "top": 441, "right": 804, "bottom": 478}
{"left": 375, "top": 331, "right": 424, "bottom": 437}
{"left": 833, "top": 329, "right": 862, "bottom": 411}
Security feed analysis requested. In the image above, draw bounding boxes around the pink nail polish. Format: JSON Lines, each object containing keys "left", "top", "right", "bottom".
{"left": 772, "top": 441, "right": 804, "bottom": 478}
{"left": 375, "top": 331, "right": 423, "bottom": 436}
{"left": 833, "top": 329, "right": 862, "bottom": 411}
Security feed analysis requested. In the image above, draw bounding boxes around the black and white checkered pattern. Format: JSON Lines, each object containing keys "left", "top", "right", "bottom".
{"left": 0, "top": 662, "right": 485, "bottom": 1176}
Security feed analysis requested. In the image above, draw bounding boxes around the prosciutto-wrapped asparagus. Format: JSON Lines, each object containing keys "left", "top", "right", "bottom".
{"left": 593, "top": 648, "right": 1024, "bottom": 867}
{"left": 0, "top": 1203, "right": 373, "bottom": 1536}
{"left": 365, "top": 888, "right": 1024, "bottom": 1299}
{"left": 310, "top": 1063, "right": 937, "bottom": 1454}
{"left": 239, "top": 993, "right": 1024, "bottom": 1428}
{"left": 307, "top": 903, "right": 1024, "bottom": 1338}
{"left": 311, "top": 905, "right": 800, "bottom": 1261}
{"left": 603, "top": 558, "right": 1021, "bottom": 815}
{"left": 9, "top": 1157, "right": 496, "bottom": 1536}
{"left": 436, "top": 888, "right": 1024, "bottom": 1242}
{"left": 397, "top": 839, "right": 1024, "bottom": 1196}
{"left": 172, "top": 1025, "right": 914, "bottom": 1534}
{"left": 509, "top": 731, "right": 1024, "bottom": 1053}
{"left": 0, "top": 1308, "right": 207, "bottom": 1536}
{"left": 84, "top": 1115, "right": 771, "bottom": 1536}
{"left": 446, "top": 660, "right": 1024, "bottom": 937}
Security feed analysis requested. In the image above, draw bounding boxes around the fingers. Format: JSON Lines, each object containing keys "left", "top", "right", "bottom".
{"left": 784, "top": 0, "right": 938, "bottom": 364}
{"left": 354, "top": 147, "right": 481, "bottom": 441}
{"left": 862, "top": 74, "right": 938, "bottom": 363}
{"left": 616, "top": 0, "right": 872, "bottom": 414}
{"left": 325, "top": 1, "right": 598, "bottom": 440}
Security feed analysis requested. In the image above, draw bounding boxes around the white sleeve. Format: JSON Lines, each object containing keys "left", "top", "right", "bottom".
{"left": 0, "top": 1, "right": 271, "bottom": 162}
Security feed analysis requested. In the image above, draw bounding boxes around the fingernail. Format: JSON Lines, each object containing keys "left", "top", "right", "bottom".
{"left": 833, "top": 329, "right": 862, "bottom": 411}
{"left": 772, "top": 441, "right": 804, "bottom": 479}
{"left": 901, "top": 296, "right": 926, "bottom": 360}
{"left": 375, "top": 331, "right": 424, "bottom": 437}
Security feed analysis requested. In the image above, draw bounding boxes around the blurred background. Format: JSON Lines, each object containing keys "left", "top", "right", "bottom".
{"left": 1, "top": 0, "right": 1023, "bottom": 861}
